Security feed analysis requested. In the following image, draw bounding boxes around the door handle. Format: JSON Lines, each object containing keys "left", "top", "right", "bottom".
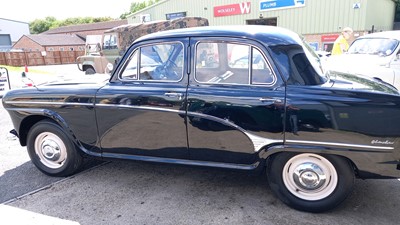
{"left": 164, "top": 92, "right": 184, "bottom": 100}
{"left": 259, "top": 98, "right": 283, "bottom": 104}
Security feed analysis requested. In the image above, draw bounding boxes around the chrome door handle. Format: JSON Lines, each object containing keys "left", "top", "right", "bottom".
{"left": 164, "top": 92, "right": 184, "bottom": 100}
{"left": 259, "top": 98, "right": 283, "bottom": 104}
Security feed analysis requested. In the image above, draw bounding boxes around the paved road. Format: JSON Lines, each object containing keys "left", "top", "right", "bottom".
{"left": 0, "top": 65, "right": 399, "bottom": 225}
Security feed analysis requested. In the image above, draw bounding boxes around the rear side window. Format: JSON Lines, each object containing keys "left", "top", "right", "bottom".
{"left": 195, "top": 42, "right": 276, "bottom": 86}
{"left": 120, "top": 42, "right": 184, "bottom": 82}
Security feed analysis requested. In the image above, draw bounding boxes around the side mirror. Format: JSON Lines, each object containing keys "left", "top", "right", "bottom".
{"left": 105, "top": 63, "right": 114, "bottom": 74}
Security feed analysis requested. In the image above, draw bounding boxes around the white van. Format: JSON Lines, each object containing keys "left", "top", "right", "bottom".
{"left": 327, "top": 31, "right": 400, "bottom": 90}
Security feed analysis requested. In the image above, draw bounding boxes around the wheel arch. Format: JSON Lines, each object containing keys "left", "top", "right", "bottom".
{"left": 82, "top": 64, "right": 95, "bottom": 72}
{"left": 261, "top": 145, "right": 360, "bottom": 177}
{"left": 18, "top": 111, "right": 78, "bottom": 148}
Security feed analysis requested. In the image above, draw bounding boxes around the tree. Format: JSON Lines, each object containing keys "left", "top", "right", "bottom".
{"left": 30, "top": 17, "right": 57, "bottom": 34}
{"left": 29, "top": 17, "right": 113, "bottom": 34}
{"left": 120, "top": 0, "right": 161, "bottom": 19}
{"left": 394, "top": 0, "right": 400, "bottom": 22}
{"left": 29, "top": 0, "right": 161, "bottom": 33}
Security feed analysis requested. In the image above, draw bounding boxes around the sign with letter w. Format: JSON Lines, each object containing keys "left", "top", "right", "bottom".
{"left": 214, "top": 2, "right": 251, "bottom": 17}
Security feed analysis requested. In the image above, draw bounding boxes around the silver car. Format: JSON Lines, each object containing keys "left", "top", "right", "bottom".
{"left": 327, "top": 31, "right": 400, "bottom": 90}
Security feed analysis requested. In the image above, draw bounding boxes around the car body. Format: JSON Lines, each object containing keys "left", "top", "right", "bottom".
{"left": 327, "top": 31, "right": 400, "bottom": 90}
{"left": 3, "top": 25, "right": 400, "bottom": 213}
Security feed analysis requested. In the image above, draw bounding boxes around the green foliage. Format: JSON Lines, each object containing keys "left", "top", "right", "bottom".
{"left": 120, "top": 0, "right": 161, "bottom": 19}
{"left": 394, "top": 0, "right": 400, "bottom": 22}
{"left": 29, "top": 16, "right": 113, "bottom": 34}
{"left": 30, "top": 17, "right": 57, "bottom": 34}
{"left": 396, "top": 1, "right": 400, "bottom": 22}
{"left": 29, "top": 0, "right": 161, "bottom": 33}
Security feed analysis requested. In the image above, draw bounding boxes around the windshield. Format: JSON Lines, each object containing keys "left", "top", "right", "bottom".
{"left": 348, "top": 38, "right": 399, "bottom": 56}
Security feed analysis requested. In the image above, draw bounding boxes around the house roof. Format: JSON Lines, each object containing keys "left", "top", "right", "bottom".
{"left": 27, "top": 34, "right": 85, "bottom": 46}
{"left": 42, "top": 19, "right": 128, "bottom": 34}
{"left": 0, "top": 18, "right": 29, "bottom": 24}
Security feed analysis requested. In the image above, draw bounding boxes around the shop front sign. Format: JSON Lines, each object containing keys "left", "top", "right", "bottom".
{"left": 214, "top": 2, "right": 251, "bottom": 17}
{"left": 260, "top": 0, "right": 305, "bottom": 11}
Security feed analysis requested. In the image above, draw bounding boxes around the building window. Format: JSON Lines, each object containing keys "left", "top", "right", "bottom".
{"left": 49, "top": 48, "right": 54, "bottom": 51}
{"left": 246, "top": 18, "right": 277, "bottom": 26}
{"left": 70, "top": 47, "right": 74, "bottom": 51}
{"left": 60, "top": 47, "right": 64, "bottom": 51}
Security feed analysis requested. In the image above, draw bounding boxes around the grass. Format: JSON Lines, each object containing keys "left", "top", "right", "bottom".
{"left": 0, "top": 65, "right": 52, "bottom": 74}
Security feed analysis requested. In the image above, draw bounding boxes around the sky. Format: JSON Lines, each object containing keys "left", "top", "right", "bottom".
{"left": 1, "top": 0, "right": 142, "bottom": 23}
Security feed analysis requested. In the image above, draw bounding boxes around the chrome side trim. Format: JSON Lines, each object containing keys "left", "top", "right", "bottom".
{"left": 102, "top": 153, "right": 259, "bottom": 170}
{"left": 286, "top": 140, "right": 394, "bottom": 151}
{"left": 4, "top": 101, "right": 94, "bottom": 107}
{"left": 187, "top": 111, "right": 281, "bottom": 152}
{"left": 96, "top": 103, "right": 185, "bottom": 114}
{"left": 244, "top": 132, "right": 280, "bottom": 151}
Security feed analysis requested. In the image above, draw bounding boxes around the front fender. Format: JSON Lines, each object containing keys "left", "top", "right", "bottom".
{"left": 9, "top": 108, "right": 101, "bottom": 157}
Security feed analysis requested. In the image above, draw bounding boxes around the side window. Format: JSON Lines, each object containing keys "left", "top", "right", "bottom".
{"left": 251, "top": 48, "right": 275, "bottom": 85}
{"left": 121, "top": 50, "right": 139, "bottom": 80}
{"left": 120, "top": 42, "right": 184, "bottom": 81}
{"left": 195, "top": 42, "right": 275, "bottom": 85}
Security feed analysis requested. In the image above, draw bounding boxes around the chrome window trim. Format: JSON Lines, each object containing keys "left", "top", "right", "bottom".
{"left": 118, "top": 41, "right": 185, "bottom": 83}
{"left": 193, "top": 40, "right": 277, "bottom": 87}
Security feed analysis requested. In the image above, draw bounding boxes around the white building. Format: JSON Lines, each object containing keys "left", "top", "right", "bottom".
{"left": 0, "top": 18, "right": 30, "bottom": 51}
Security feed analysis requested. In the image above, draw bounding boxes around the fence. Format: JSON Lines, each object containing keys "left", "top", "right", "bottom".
{"left": 0, "top": 51, "right": 85, "bottom": 67}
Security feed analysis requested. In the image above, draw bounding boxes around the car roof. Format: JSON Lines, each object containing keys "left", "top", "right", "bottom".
{"left": 357, "top": 30, "right": 400, "bottom": 40}
{"left": 134, "top": 25, "right": 303, "bottom": 47}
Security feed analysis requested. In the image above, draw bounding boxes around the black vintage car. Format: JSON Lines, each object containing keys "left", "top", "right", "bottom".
{"left": 3, "top": 25, "right": 400, "bottom": 213}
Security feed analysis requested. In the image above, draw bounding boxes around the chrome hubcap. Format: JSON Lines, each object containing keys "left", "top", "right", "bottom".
{"left": 41, "top": 139, "right": 61, "bottom": 161}
{"left": 282, "top": 153, "right": 338, "bottom": 201}
{"left": 34, "top": 132, "right": 67, "bottom": 169}
{"left": 293, "top": 162, "right": 326, "bottom": 190}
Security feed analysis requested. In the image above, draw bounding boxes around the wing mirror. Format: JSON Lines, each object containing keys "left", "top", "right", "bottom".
{"left": 105, "top": 63, "right": 114, "bottom": 74}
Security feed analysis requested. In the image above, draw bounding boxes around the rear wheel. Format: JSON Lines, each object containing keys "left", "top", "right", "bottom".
{"left": 267, "top": 152, "right": 354, "bottom": 213}
{"left": 27, "top": 120, "right": 83, "bottom": 177}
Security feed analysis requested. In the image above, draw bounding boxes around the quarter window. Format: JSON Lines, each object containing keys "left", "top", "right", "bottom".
{"left": 195, "top": 42, "right": 275, "bottom": 85}
{"left": 120, "top": 42, "right": 184, "bottom": 81}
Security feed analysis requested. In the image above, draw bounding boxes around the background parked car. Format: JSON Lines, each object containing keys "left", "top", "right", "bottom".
{"left": 327, "top": 31, "right": 400, "bottom": 89}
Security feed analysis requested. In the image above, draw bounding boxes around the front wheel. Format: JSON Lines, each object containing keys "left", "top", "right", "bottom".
{"left": 267, "top": 152, "right": 355, "bottom": 213}
{"left": 27, "top": 120, "right": 83, "bottom": 177}
{"left": 85, "top": 67, "right": 96, "bottom": 75}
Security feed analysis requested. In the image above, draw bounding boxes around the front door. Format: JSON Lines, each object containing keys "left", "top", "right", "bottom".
{"left": 95, "top": 39, "right": 189, "bottom": 159}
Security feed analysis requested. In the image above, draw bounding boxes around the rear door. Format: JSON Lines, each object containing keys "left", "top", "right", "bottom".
{"left": 186, "top": 37, "right": 286, "bottom": 166}
{"left": 95, "top": 38, "right": 189, "bottom": 159}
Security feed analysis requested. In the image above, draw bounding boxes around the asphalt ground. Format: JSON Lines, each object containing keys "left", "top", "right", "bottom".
{"left": 0, "top": 64, "right": 399, "bottom": 225}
